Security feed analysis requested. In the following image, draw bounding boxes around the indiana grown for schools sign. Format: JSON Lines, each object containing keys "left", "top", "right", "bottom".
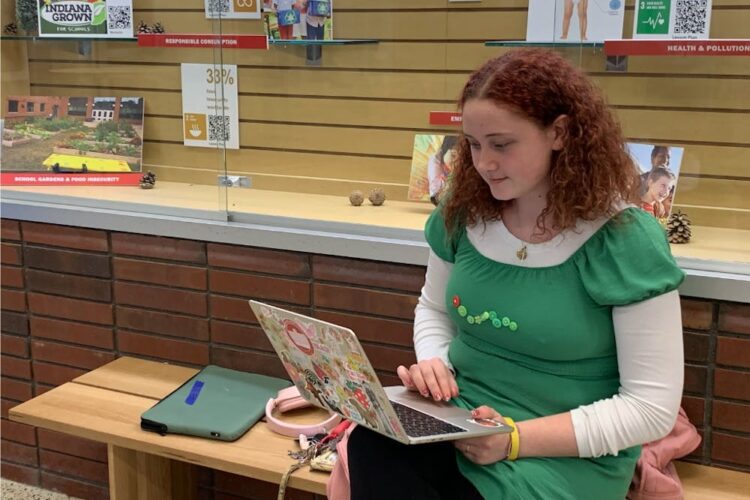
{"left": 38, "top": 0, "right": 133, "bottom": 38}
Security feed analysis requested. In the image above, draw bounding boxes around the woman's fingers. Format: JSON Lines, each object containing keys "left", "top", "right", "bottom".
{"left": 398, "top": 359, "right": 459, "bottom": 401}
{"left": 471, "top": 405, "right": 502, "bottom": 420}
{"left": 396, "top": 365, "right": 416, "bottom": 390}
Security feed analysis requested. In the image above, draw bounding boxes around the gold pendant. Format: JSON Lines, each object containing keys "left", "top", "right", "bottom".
{"left": 516, "top": 245, "right": 528, "bottom": 261}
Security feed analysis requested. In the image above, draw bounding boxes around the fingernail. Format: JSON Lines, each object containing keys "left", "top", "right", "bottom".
{"left": 421, "top": 391, "right": 429, "bottom": 397}
{"left": 471, "top": 409, "right": 478, "bottom": 416}
{"left": 444, "top": 395, "right": 451, "bottom": 401}
{"left": 434, "top": 392, "right": 442, "bottom": 401}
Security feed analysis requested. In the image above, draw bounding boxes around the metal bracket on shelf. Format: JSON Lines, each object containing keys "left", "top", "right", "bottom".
{"left": 218, "top": 175, "right": 251, "bottom": 188}
{"left": 306, "top": 44, "right": 322, "bottom": 66}
{"left": 77, "top": 40, "right": 92, "bottom": 56}
{"left": 605, "top": 55, "right": 628, "bottom": 72}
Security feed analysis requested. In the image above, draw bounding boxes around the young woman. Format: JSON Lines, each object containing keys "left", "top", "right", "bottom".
{"left": 347, "top": 49, "right": 685, "bottom": 499}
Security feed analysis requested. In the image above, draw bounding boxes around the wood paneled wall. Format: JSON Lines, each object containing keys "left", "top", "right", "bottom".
{"left": 8, "top": 1, "right": 750, "bottom": 229}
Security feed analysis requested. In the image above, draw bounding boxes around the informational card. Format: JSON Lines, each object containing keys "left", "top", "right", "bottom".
{"left": 38, "top": 0, "right": 134, "bottom": 38}
{"left": 633, "top": 0, "right": 712, "bottom": 39}
{"left": 526, "top": 0, "right": 625, "bottom": 43}
{"left": 205, "top": 0, "right": 261, "bottom": 19}
{"left": 181, "top": 64, "right": 240, "bottom": 150}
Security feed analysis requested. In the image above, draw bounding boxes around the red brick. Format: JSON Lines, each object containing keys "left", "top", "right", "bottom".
{"left": 1, "top": 398, "right": 15, "bottom": 418}
{"left": 683, "top": 332, "right": 709, "bottom": 363}
{"left": 28, "top": 293, "right": 113, "bottom": 325}
{"left": 213, "top": 470, "right": 314, "bottom": 500}
{"left": 210, "top": 270, "right": 310, "bottom": 305}
{"left": 208, "top": 243, "right": 310, "bottom": 277}
{"left": 1, "top": 266, "right": 23, "bottom": 288}
{"left": 1, "top": 334, "right": 28, "bottom": 357}
{"left": 0, "top": 461, "right": 39, "bottom": 486}
{"left": 681, "top": 396, "right": 705, "bottom": 427}
{"left": 30, "top": 317, "right": 113, "bottom": 349}
{"left": 210, "top": 295, "right": 257, "bottom": 323}
{"left": 32, "top": 341, "right": 115, "bottom": 370}
{"left": 1, "top": 419, "right": 37, "bottom": 446}
{"left": 24, "top": 246, "right": 110, "bottom": 278}
{"left": 1, "top": 219, "right": 21, "bottom": 241}
{"left": 1, "top": 243, "right": 22, "bottom": 265}
{"left": 112, "top": 232, "right": 205, "bottom": 263}
{"left": 379, "top": 372, "right": 401, "bottom": 386}
{"left": 315, "top": 310, "right": 414, "bottom": 347}
{"left": 711, "top": 432, "right": 750, "bottom": 467}
{"left": 681, "top": 299, "right": 713, "bottom": 330}
{"left": 117, "top": 306, "right": 209, "bottom": 340}
{"left": 32, "top": 361, "right": 86, "bottom": 387}
{"left": 114, "top": 257, "right": 207, "bottom": 290}
{"left": 314, "top": 283, "right": 418, "bottom": 320}
{"left": 22, "top": 222, "right": 108, "bottom": 252}
{"left": 0, "top": 378, "right": 32, "bottom": 401}
{"left": 39, "top": 449, "right": 107, "bottom": 483}
{"left": 313, "top": 255, "right": 424, "bottom": 293}
{"left": 41, "top": 471, "right": 108, "bottom": 500}
{"left": 719, "top": 303, "right": 750, "bottom": 335}
{"left": 211, "top": 347, "right": 288, "bottom": 379}
{"left": 1, "top": 439, "right": 38, "bottom": 466}
{"left": 26, "top": 269, "right": 111, "bottom": 302}
{"left": 361, "top": 343, "right": 416, "bottom": 373}
{"left": 713, "top": 400, "right": 750, "bottom": 433}
{"left": 211, "top": 321, "right": 272, "bottom": 350}
{"left": 684, "top": 364, "right": 707, "bottom": 395}
{"left": 716, "top": 336, "right": 750, "bottom": 369}
{"left": 1, "top": 311, "right": 28, "bottom": 335}
{"left": 118, "top": 330, "right": 209, "bottom": 366}
{"left": 714, "top": 368, "right": 750, "bottom": 401}
{"left": 34, "top": 385, "right": 53, "bottom": 396}
{"left": 38, "top": 429, "right": 107, "bottom": 462}
{"left": 1, "top": 355, "right": 31, "bottom": 379}
{"left": 115, "top": 282, "right": 207, "bottom": 316}
{"left": 1, "top": 289, "right": 26, "bottom": 312}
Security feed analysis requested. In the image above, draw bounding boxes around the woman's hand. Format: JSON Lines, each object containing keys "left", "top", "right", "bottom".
{"left": 455, "top": 406, "right": 510, "bottom": 465}
{"left": 396, "top": 358, "right": 458, "bottom": 402}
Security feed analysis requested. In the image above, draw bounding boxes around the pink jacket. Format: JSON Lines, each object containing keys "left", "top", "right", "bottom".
{"left": 628, "top": 407, "right": 702, "bottom": 500}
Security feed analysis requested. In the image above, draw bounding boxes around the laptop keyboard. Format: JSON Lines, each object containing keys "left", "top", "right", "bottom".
{"left": 391, "top": 401, "right": 467, "bottom": 438}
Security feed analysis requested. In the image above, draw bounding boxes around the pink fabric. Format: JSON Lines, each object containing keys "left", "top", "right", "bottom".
{"left": 628, "top": 407, "right": 702, "bottom": 500}
{"left": 326, "top": 423, "right": 357, "bottom": 500}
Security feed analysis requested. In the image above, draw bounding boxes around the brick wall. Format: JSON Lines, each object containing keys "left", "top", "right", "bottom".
{"left": 1, "top": 218, "right": 749, "bottom": 499}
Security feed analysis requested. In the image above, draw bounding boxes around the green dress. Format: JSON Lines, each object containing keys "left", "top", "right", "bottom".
{"left": 424, "top": 207, "right": 685, "bottom": 500}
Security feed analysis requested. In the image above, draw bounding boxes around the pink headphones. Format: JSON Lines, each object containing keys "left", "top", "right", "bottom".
{"left": 264, "top": 386, "right": 341, "bottom": 437}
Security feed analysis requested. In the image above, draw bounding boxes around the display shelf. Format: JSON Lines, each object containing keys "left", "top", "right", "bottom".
{"left": 0, "top": 35, "right": 137, "bottom": 42}
{"left": 485, "top": 40, "right": 604, "bottom": 48}
{"left": 268, "top": 39, "right": 378, "bottom": 46}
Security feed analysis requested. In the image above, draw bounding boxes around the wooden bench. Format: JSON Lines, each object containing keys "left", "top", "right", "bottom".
{"left": 9, "top": 357, "right": 750, "bottom": 499}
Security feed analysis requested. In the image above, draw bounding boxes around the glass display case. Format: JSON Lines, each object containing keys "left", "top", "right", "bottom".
{"left": 1, "top": 0, "right": 748, "bottom": 285}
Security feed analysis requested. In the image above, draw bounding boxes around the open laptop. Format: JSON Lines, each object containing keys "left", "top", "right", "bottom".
{"left": 249, "top": 300, "right": 512, "bottom": 445}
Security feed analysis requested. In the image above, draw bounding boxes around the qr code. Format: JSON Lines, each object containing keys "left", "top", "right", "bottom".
{"left": 674, "top": 0, "right": 709, "bottom": 35}
{"left": 107, "top": 6, "right": 131, "bottom": 30}
{"left": 208, "top": 115, "right": 231, "bottom": 143}
{"left": 207, "top": 0, "right": 231, "bottom": 14}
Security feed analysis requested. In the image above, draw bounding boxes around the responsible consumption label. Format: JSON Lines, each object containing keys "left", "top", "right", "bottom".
{"left": 181, "top": 63, "right": 240, "bottom": 150}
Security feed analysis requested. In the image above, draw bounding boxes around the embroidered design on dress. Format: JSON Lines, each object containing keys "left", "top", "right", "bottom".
{"left": 452, "top": 296, "right": 518, "bottom": 331}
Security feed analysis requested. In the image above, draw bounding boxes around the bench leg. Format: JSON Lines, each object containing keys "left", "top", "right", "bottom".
{"left": 108, "top": 444, "right": 196, "bottom": 500}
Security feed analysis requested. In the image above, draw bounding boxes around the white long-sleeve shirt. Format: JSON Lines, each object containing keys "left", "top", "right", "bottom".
{"left": 414, "top": 216, "right": 684, "bottom": 458}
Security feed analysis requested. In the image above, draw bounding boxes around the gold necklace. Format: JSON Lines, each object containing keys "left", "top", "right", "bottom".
{"left": 516, "top": 244, "right": 528, "bottom": 261}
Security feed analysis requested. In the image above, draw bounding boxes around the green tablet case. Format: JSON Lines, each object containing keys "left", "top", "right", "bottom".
{"left": 140, "top": 365, "right": 292, "bottom": 442}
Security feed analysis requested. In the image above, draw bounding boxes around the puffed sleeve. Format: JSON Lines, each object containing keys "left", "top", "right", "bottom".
{"left": 424, "top": 207, "right": 459, "bottom": 263}
{"left": 575, "top": 208, "right": 685, "bottom": 306}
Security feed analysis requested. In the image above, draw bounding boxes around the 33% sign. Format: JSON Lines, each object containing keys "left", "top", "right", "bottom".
{"left": 206, "top": 68, "right": 236, "bottom": 85}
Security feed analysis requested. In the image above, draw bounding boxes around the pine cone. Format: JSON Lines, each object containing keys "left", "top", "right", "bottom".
{"left": 137, "top": 21, "right": 151, "bottom": 34}
{"left": 151, "top": 22, "right": 165, "bottom": 34}
{"left": 368, "top": 187, "right": 386, "bottom": 206}
{"left": 3, "top": 22, "right": 18, "bottom": 35}
{"left": 667, "top": 210, "right": 691, "bottom": 244}
{"left": 139, "top": 171, "right": 157, "bottom": 189}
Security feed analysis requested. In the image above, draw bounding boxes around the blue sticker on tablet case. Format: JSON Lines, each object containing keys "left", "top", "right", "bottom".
{"left": 185, "top": 380, "right": 204, "bottom": 405}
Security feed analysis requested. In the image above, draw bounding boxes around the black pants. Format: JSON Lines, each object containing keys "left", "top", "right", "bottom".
{"left": 347, "top": 426, "right": 484, "bottom": 500}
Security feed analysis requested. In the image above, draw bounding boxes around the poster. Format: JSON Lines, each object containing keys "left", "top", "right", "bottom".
{"left": 627, "top": 142, "right": 684, "bottom": 225}
{"left": 262, "top": 0, "right": 333, "bottom": 40}
{"left": 181, "top": 64, "right": 239, "bottom": 150}
{"left": 633, "top": 0, "right": 712, "bottom": 39}
{"left": 37, "top": 0, "right": 134, "bottom": 38}
{"left": 205, "top": 0, "right": 261, "bottom": 19}
{"left": 526, "top": 0, "right": 625, "bottom": 43}
{"left": 407, "top": 134, "right": 459, "bottom": 203}
{"left": 1, "top": 96, "right": 144, "bottom": 174}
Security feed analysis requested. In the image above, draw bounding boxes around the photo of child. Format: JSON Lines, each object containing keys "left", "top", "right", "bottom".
{"left": 407, "top": 134, "right": 459, "bottom": 204}
{"left": 627, "top": 142, "right": 684, "bottom": 225}
{"left": 262, "top": 0, "right": 333, "bottom": 41}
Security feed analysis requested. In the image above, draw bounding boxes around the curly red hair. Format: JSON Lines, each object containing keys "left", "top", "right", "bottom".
{"left": 443, "top": 49, "right": 639, "bottom": 234}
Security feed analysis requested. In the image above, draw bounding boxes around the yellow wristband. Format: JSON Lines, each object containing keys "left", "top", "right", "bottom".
{"left": 504, "top": 417, "right": 520, "bottom": 461}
